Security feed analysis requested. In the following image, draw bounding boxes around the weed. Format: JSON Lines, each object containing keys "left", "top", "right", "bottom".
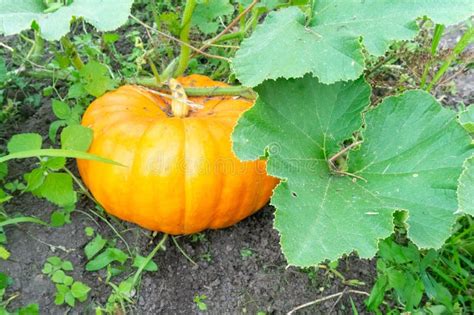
{"left": 193, "top": 294, "right": 208, "bottom": 311}
{"left": 42, "top": 256, "right": 91, "bottom": 307}
{"left": 240, "top": 248, "right": 253, "bottom": 260}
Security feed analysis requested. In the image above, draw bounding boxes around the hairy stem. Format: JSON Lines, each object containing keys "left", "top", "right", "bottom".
{"left": 23, "top": 69, "right": 257, "bottom": 99}
{"left": 130, "top": 77, "right": 257, "bottom": 99}
{"left": 174, "top": 0, "right": 197, "bottom": 77}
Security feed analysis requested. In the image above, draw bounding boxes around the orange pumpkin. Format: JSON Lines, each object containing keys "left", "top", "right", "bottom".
{"left": 77, "top": 75, "right": 278, "bottom": 234}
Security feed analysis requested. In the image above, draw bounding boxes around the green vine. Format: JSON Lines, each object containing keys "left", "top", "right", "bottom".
{"left": 174, "top": 0, "right": 197, "bottom": 77}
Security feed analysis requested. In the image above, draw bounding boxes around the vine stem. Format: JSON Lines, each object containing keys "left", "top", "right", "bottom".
{"left": 23, "top": 69, "right": 257, "bottom": 98}
{"left": 134, "top": 76, "right": 256, "bottom": 99}
{"left": 199, "top": 0, "right": 259, "bottom": 52}
{"left": 174, "top": 0, "right": 198, "bottom": 77}
{"left": 328, "top": 141, "right": 363, "bottom": 171}
{"left": 172, "top": 236, "right": 198, "bottom": 266}
{"left": 131, "top": 234, "right": 169, "bottom": 287}
{"left": 130, "top": 15, "right": 229, "bottom": 63}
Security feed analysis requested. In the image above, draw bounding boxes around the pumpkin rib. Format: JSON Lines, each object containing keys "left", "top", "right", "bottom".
{"left": 125, "top": 120, "right": 157, "bottom": 226}
{"left": 102, "top": 121, "right": 149, "bottom": 219}
{"left": 198, "top": 119, "right": 225, "bottom": 229}
{"left": 180, "top": 117, "right": 189, "bottom": 233}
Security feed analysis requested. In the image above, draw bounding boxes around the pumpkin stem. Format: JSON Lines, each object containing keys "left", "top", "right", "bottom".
{"left": 169, "top": 78, "right": 190, "bottom": 118}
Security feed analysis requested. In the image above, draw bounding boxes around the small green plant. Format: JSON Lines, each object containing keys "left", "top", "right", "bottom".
{"left": 200, "top": 252, "right": 212, "bottom": 263}
{"left": 87, "top": 228, "right": 166, "bottom": 314}
{"left": 42, "top": 256, "right": 91, "bottom": 307}
{"left": 189, "top": 232, "right": 207, "bottom": 243}
{"left": 193, "top": 294, "right": 208, "bottom": 312}
{"left": 1, "top": 128, "right": 120, "bottom": 228}
{"left": 366, "top": 221, "right": 473, "bottom": 314}
{"left": 3, "top": 179, "right": 26, "bottom": 193}
{"left": 48, "top": 99, "right": 84, "bottom": 143}
{"left": 83, "top": 230, "right": 128, "bottom": 273}
{"left": 240, "top": 248, "right": 253, "bottom": 260}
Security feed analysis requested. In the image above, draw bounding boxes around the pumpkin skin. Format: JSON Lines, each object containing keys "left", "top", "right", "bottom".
{"left": 77, "top": 75, "right": 278, "bottom": 234}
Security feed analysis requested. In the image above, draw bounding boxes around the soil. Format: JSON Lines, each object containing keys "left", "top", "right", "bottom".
{"left": 1, "top": 24, "right": 472, "bottom": 315}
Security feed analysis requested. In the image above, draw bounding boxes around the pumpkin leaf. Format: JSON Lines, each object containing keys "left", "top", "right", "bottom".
{"left": 232, "top": 76, "right": 473, "bottom": 266}
{"left": 459, "top": 106, "right": 474, "bottom": 133}
{"left": 7, "top": 133, "right": 42, "bottom": 153}
{"left": 0, "top": 0, "right": 134, "bottom": 41}
{"left": 60, "top": 125, "right": 93, "bottom": 152}
{"left": 458, "top": 156, "right": 474, "bottom": 216}
{"left": 233, "top": 1, "right": 474, "bottom": 86}
{"left": 192, "top": 0, "right": 234, "bottom": 34}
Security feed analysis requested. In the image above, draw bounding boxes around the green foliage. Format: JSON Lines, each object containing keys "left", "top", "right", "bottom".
{"left": 1, "top": 1, "right": 473, "bottom": 313}
{"left": 7, "top": 134, "right": 42, "bottom": 153}
{"left": 33, "top": 173, "right": 76, "bottom": 206}
{"left": 368, "top": 221, "right": 474, "bottom": 314}
{"left": 233, "top": 76, "right": 473, "bottom": 266}
{"left": 60, "top": 125, "right": 93, "bottom": 151}
{"left": 84, "top": 234, "right": 107, "bottom": 260}
{"left": 132, "top": 255, "right": 158, "bottom": 272}
{"left": 0, "top": 0, "right": 134, "bottom": 40}
{"left": 78, "top": 61, "right": 116, "bottom": 97}
{"left": 233, "top": 1, "right": 474, "bottom": 86}
{"left": 193, "top": 294, "right": 208, "bottom": 311}
{"left": 42, "top": 256, "right": 90, "bottom": 308}
{"left": 192, "top": 0, "right": 234, "bottom": 34}
{"left": 49, "top": 100, "right": 83, "bottom": 142}
{"left": 240, "top": 248, "right": 253, "bottom": 260}
{"left": 86, "top": 247, "right": 128, "bottom": 271}
{"left": 3, "top": 126, "right": 97, "bottom": 226}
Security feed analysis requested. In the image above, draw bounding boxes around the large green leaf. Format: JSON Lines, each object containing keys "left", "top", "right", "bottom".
{"left": 232, "top": 76, "right": 473, "bottom": 266}
{"left": 0, "top": 0, "right": 134, "bottom": 41}
{"left": 458, "top": 156, "right": 474, "bottom": 216}
{"left": 233, "top": 1, "right": 474, "bottom": 86}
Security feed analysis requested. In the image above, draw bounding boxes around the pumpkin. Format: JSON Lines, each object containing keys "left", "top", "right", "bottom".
{"left": 77, "top": 75, "right": 278, "bottom": 234}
